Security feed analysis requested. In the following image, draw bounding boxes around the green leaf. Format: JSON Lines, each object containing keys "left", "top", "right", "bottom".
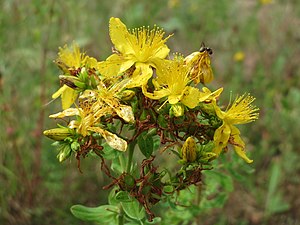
{"left": 115, "top": 191, "right": 132, "bottom": 202}
{"left": 102, "top": 143, "right": 122, "bottom": 160}
{"left": 265, "top": 160, "right": 290, "bottom": 215}
{"left": 201, "top": 193, "right": 228, "bottom": 209}
{"left": 204, "top": 170, "right": 234, "bottom": 192}
{"left": 111, "top": 157, "right": 123, "bottom": 174}
{"left": 137, "top": 132, "right": 154, "bottom": 158}
{"left": 108, "top": 188, "right": 119, "bottom": 206}
{"left": 163, "top": 185, "right": 174, "bottom": 194}
{"left": 70, "top": 204, "right": 118, "bottom": 223}
{"left": 74, "top": 80, "right": 86, "bottom": 89}
{"left": 121, "top": 199, "right": 145, "bottom": 221}
{"left": 124, "top": 222, "right": 140, "bottom": 225}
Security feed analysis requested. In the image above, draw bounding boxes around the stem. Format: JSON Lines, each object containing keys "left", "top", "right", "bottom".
{"left": 118, "top": 205, "right": 124, "bottom": 225}
{"left": 196, "top": 183, "right": 202, "bottom": 205}
{"left": 195, "top": 183, "right": 203, "bottom": 225}
{"left": 126, "top": 140, "right": 136, "bottom": 173}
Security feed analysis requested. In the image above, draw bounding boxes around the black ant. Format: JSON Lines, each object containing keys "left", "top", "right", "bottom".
{"left": 199, "top": 42, "right": 213, "bottom": 55}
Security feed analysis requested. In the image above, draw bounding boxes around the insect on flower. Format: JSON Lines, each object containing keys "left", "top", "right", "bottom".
{"left": 184, "top": 42, "right": 214, "bottom": 85}
{"left": 199, "top": 42, "right": 213, "bottom": 55}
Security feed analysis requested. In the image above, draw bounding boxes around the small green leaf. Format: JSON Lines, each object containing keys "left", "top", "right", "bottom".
{"left": 102, "top": 143, "right": 122, "bottom": 160}
{"left": 265, "top": 160, "right": 290, "bottom": 215}
{"left": 137, "top": 132, "right": 153, "bottom": 158}
{"left": 201, "top": 193, "right": 228, "bottom": 209}
{"left": 115, "top": 191, "right": 132, "bottom": 202}
{"left": 111, "top": 157, "right": 123, "bottom": 174}
{"left": 70, "top": 204, "right": 118, "bottom": 223}
{"left": 163, "top": 185, "right": 174, "bottom": 194}
{"left": 74, "top": 80, "right": 86, "bottom": 89}
{"left": 121, "top": 199, "right": 145, "bottom": 220}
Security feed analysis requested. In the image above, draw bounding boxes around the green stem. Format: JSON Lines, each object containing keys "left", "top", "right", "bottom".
{"left": 196, "top": 183, "right": 202, "bottom": 205}
{"left": 126, "top": 140, "right": 136, "bottom": 173}
{"left": 118, "top": 205, "right": 124, "bottom": 225}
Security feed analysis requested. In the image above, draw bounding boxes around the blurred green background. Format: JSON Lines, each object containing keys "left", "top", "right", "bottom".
{"left": 1, "top": 0, "right": 300, "bottom": 224}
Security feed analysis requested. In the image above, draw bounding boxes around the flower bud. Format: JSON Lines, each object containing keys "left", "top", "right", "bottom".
{"left": 181, "top": 137, "right": 197, "bottom": 162}
{"left": 43, "top": 127, "right": 73, "bottom": 141}
{"left": 57, "top": 145, "right": 72, "bottom": 162}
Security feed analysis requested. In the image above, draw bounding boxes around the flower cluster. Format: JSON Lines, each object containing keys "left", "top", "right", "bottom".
{"left": 44, "top": 17, "right": 259, "bottom": 221}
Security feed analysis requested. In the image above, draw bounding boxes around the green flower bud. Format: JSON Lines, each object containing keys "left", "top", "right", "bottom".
{"left": 57, "top": 144, "right": 72, "bottom": 162}
{"left": 43, "top": 127, "right": 73, "bottom": 141}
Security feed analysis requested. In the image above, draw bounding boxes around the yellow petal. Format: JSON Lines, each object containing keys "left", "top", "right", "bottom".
{"left": 152, "top": 44, "right": 170, "bottom": 59}
{"left": 52, "top": 85, "right": 68, "bottom": 99}
{"left": 115, "top": 105, "right": 135, "bottom": 123}
{"left": 98, "top": 54, "right": 135, "bottom": 77}
{"left": 49, "top": 108, "right": 80, "bottom": 118}
{"left": 86, "top": 56, "right": 98, "bottom": 68}
{"left": 233, "top": 146, "right": 253, "bottom": 163}
{"left": 199, "top": 87, "right": 223, "bottom": 103}
{"left": 168, "top": 94, "right": 182, "bottom": 105}
{"left": 180, "top": 86, "right": 200, "bottom": 108}
{"left": 142, "top": 84, "right": 170, "bottom": 100}
{"left": 109, "top": 17, "right": 135, "bottom": 55}
{"left": 231, "top": 126, "right": 253, "bottom": 163}
{"left": 61, "top": 86, "right": 78, "bottom": 110}
{"left": 89, "top": 127, "right": 127, "bottom": 152}
{"left": 213, "top": 123, "right": 231, "bottom": 155}
{"left": 126, "top": 63, "right": 153, "bottom": 88}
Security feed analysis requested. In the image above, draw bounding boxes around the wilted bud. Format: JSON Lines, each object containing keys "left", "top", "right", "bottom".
{"left": 170, "top": 104, "right": 184, "bottom": 117}
{"left": 43, "top": 127, "right": 74, "bottom": 141}
{"left": 181, "top": 137, "right": 197, "bottom": 162}
{"left": 184, "top": 51, "right": 213, "bottom": 85}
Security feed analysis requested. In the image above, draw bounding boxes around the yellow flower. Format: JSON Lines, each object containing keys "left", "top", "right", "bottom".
{"left": 52, "top": 84, "right": 78, "bottom": 110}
{"left": 52, "top": 42, "right": 98, "bottom": 110}
{"left": 213, "top": 94, "right": 259, "bottom": 163}
{"left": 142, "top": 60, "right": 200, "bottom": 110}
{"left": 98, "top": 17, "right": 172, "bottom": 88}
{"left": 233, "top": 51, "right": 245, "bottom": 62}
{"left": 260, "top": 0, "right": 273, "bottom": 5}
{"left": 95, "top": 79, "right": 135, "bottom": 123}
{"left": 55, "top": 42, "right": 97, "bottom": 71}
{"left": 49, "top": 90, "right": 129, "bottom": 152}
{"left": 168, "top": 0, "right": 180, "bottom": 8}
